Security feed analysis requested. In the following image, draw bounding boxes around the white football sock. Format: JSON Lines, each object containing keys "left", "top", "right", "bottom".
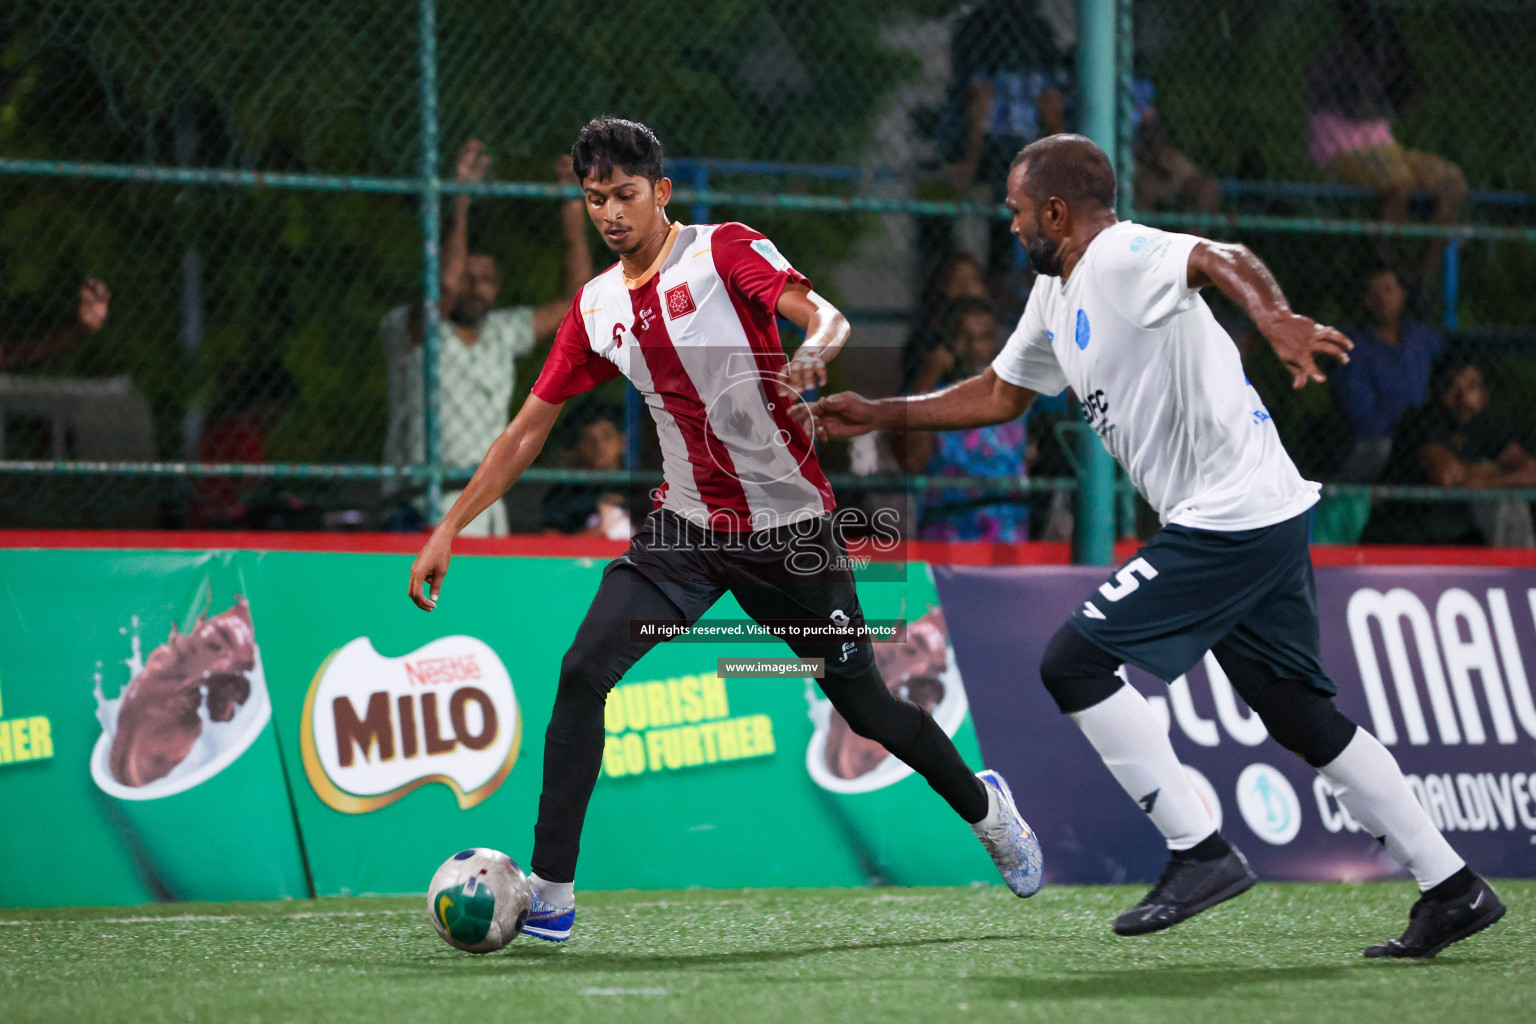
{"left": 1070, "top": 683, "right": 1215, "bottom": 851}
{"left": 970, "top": 778, "right": 1001, "bottom": 835}
{"left": 1318, "top": 728, "right": 1464, "bottom": 891}
{"left": 529, "top": 872, "right": 575, "bottom": 906}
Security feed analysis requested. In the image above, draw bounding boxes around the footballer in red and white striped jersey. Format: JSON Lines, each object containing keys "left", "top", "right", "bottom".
{"left": 408, "top": 118, "right": 1034, "bottom": 930}
{"left": 531, "top": 220, "right": 834, "bottom": 532}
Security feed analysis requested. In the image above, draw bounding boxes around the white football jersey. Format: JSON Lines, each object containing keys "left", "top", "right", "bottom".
{"left": 992, "top": 221, "right": 1320, "bottom": 531}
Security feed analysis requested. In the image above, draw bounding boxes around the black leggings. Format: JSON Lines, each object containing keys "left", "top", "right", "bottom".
{"left": 531, "top": 566, "right": 987, "bottom": 883}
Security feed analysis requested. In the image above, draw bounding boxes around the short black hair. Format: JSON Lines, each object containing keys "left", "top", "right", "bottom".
{"left": 1011, "top": 134, "right": 1117, "bottom": 211}
{"left": 941, "top": 296, "right": 997, "bottom": 340}
{"left": 572, "top": 116, "right": 664, "bottom": 184}
{"left": 1361, "top": 261, "right": 1400, "bottom": 285}
{"left": 1429, "top": 350, "right": 1483, "bottom": 401}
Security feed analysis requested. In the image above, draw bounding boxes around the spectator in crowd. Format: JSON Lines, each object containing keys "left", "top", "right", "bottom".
{"left": 382, "top": 139, "right": 591, "bottom": 535}
{"left": 1130, "top": 77, "right": 1220, "bottom": 215}
{"left": 1304, "top": 0, "right": 1466, "bottom": 290}
{"left": 1362, "top": 353, "right": 1536, "bottom": 547}
{"left": 190, "top": 361, "right": 321, "bottom": 530}
{"left": 905, "top": 249, "right": 988, "bottom": 390}
{"left": 943, "top": 0, "right": 1069, "bottom": 287}
{"left": 902, "top": 297, "right": 1030, "bottom": 542}
{"left": 0, "top": 277, "right": 110, "bottom": 371}
{"left": 1332, "top": 265, "right": 1441, "bottom": 480}
{"left": 539, "top": 401, "right": 632, "bottom": 540}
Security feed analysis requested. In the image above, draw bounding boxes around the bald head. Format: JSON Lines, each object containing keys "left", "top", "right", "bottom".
{"left": 1010, "top": 134, "right": 1117, "bottom": 212}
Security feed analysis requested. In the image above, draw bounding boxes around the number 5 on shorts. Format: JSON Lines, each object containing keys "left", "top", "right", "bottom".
{"left": 1098, "top": 557, "right": 1158, "bottom": 603}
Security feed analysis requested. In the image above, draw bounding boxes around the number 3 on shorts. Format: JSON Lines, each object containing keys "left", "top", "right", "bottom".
{"left": 1098, "top": 557, "right": 1158, "bottom": 603}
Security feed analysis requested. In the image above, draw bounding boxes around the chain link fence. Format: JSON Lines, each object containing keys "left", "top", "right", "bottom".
{"left": 2, "top": 0, "right": 1533, "bottom": 547}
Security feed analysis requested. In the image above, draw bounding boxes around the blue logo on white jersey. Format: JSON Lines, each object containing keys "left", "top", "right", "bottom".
{"left": 1075, "top": 309, "right": 1091, "bottom": 350}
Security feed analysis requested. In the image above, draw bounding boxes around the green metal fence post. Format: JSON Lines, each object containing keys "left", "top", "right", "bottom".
{"left": 418, "top": 0, "right": 444, "bottom": 521}
{"left": 1074, "top": 0, "right": 1120, "bottom": 566}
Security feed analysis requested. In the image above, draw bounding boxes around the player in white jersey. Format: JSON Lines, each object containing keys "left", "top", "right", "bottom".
{"left": 407, "top": 117, "right": 1043, "bottom": 941}
{"left": 808, "top": 134, "right": 1503, "bottom": 957}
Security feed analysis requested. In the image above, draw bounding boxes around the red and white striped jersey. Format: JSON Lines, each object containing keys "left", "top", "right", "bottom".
{"left": 531, "top": 222, "right": 835, "bottom": 531}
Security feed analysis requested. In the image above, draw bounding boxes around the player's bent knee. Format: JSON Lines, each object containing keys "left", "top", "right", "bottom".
{"left": 1039, "top": 623, "right": 1125, "bottom": 714}
{"left": 558, "top": 644, "right": 621, "bottom": 697}
{"left": 1249, "top": 683, "right": 1358, "bottom": 768}
{"left": 822, "top": 666, "right": 921, "bottom": 745}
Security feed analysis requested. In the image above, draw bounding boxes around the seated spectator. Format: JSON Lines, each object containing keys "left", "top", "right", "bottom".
{"left": 0, "top": 277, "right": 110, "bottom": 371}
{"left": 1362, "top": 354, "right": 1536, "bottom": 547}
{"left": 903, "top": 298, "right": 1030, "bottom": 542}
{"left": 190, "top": 361, "right": 321, "bottom": 530}
{"left": 1332, "top": 265, "right": 1441, "bottom": 480}
{"left": 905, "top": 249, "right": 988, "bottom": 390}
{"left": 539, "top": 402, "right": 632, "bottom": 540}
{"left": 1131, "top": 77, "right": 1220, "bottom": 215}
{"left": 1304, "top": 0, "right": 1465, "bottom": 291}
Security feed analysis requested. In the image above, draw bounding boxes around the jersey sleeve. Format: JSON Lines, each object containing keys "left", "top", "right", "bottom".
{"left": 1101, "top": 226, "right": 1203, "bottom": 329}
{"left": 529, "top": 291, "right": 621, "bottom": 404}
{"left": 710, "top": 222, "right": 813, "bottom": 316}
{"left": 991, "top": 284, "right": 1068, "bottom": 396}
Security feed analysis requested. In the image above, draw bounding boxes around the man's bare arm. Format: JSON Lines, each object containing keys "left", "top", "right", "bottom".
{"left": 805, "top": 368, "right": 1035, "bottom": 441}
{"left": 533, "top": 155, "right": 594, "bottom": 339}
{"left": 439, "top": 139, "right": 490, "bottom": 320}
{"left": 776, "top": 284, "right": 850, "bottom": 393}
{"left": 1424, "top": 441, "right": 1536, "bottom": 489}
{"left": 407, "top": 395, "right": 562, "bottom": 610}
{"left": 1187, "top": 241, "right": 1353, "bottom": 388}
{"left": 0, "top": 277, "right": 110, "bottom": 371}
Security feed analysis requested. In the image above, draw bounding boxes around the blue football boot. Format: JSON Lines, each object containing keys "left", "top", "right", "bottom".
{"left": 524, "top": 889, "right": 575, "bottom": 942}
{"left": 974, "top": 769, "right": 1044, "bottom": 897}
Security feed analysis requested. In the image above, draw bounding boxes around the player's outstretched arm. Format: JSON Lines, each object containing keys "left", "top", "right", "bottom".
{"left": 407, "top": 395, "right": 563, "bottom": 610}
{"left": 777, "top": 284, "right": 850, "bottom": 393}
{"left": 804, "top": 368, "right": 1035, "bottom": 441}
{"left": 1187, "top": 241, "right": 1353, "bottom": 389}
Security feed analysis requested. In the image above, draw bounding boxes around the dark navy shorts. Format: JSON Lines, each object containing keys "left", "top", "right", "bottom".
{"left": 1069, "top": 510, "right": 1334, "bottom": 693}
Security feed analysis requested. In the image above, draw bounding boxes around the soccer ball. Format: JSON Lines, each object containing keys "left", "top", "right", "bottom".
{"left": 426, "top": 848, "right": 532, "bottom": 953}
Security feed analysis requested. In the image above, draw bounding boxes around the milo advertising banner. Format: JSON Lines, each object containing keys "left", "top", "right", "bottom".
{"left": 934, "top": 565, "right": 1536, "bottom": 885}
{"left": 0, "top": 549, "right": 308, "bottom": 906}
{"left": 1, "top": 545, "right": 992, "bottom": 906}
{"left": 242, "top": 552, "right": 991, "bottom": 894}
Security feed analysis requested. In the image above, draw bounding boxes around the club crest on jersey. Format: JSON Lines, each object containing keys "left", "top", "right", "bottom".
{"left": 1075, "top": 309, "right": 1091, "bottom": 350}
{"left": 665, "top": 283, "right": 697, "bottom": 320}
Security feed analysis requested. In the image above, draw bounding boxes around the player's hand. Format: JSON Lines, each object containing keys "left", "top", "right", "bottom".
{"left": 784, "top": 348, "right": 827, "bottom": 394}
{"left": 408, "top": 532, "right": 452, "bottom": 611}
{"left": 804, "top": 391, "right": 882, "bottom": 441}
{"left": 78, "top": 277, "right": 110, "bottom": 332}
{"left": 455, "top": 138, "right": 490, "bottom": 186}
{"left": 1258, "top": 311, "right": 1352, "bottom": 389}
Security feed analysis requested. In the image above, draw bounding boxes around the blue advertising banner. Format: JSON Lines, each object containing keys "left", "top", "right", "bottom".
{"left": 936, "top": 565, "right": 1536, "bottom": 885}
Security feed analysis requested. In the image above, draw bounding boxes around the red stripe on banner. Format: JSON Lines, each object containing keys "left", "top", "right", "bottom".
{"left": 630, "top": 279, "right": 754, "bottom": 528}
{"left": 1308, "top": 544, "right": 1536, "bottom": 567}
{"left": 0, "top": 529, "right": 1526, "bottom": 567}
{"left": 0, "top": 529, "right": 630, "bottom": 558}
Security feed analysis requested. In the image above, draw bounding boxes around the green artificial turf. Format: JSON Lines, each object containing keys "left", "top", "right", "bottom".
{"left": 1, "top": 882, "right": 1530, "bottom": 1024}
